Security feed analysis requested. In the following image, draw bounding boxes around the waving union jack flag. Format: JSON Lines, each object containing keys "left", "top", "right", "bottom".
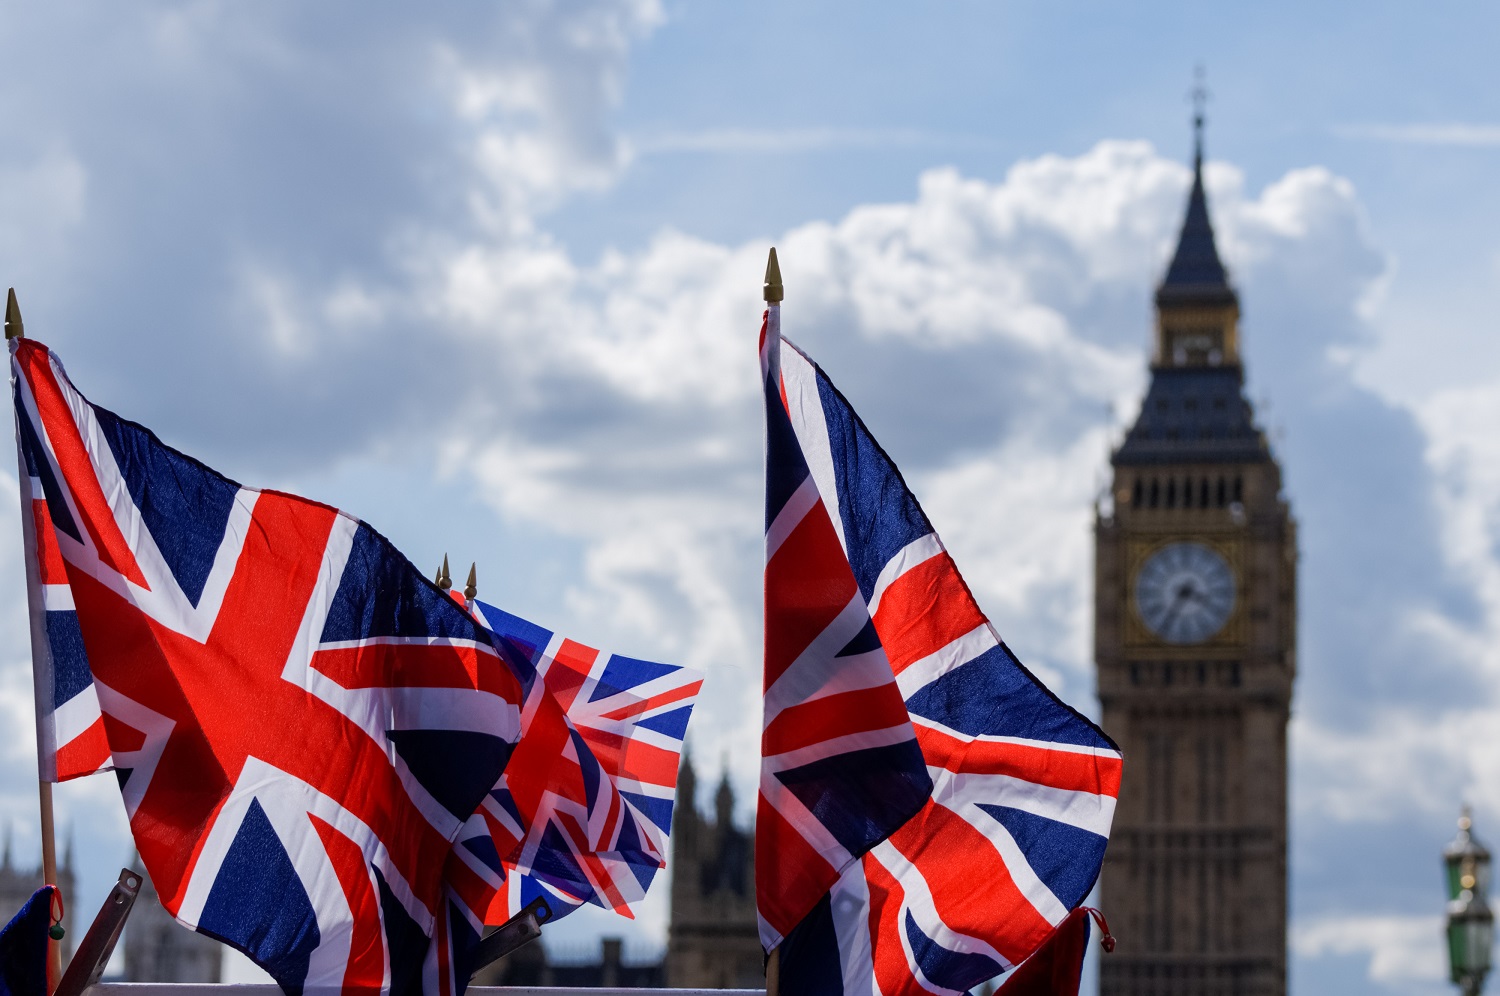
{"left": 442, "top": 601, "right": 701, "bottom": 933}
{"left": 759, "top": 302, "right": 1122, "bottom": 996}
{"left": 11, "top": 338, "right": 523, "bottom": 996}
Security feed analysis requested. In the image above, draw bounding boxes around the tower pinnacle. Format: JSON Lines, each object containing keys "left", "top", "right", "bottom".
{"left": 1148, "top": 80, "right": 1241, "bottom": 370}
{"left": 1160, "top": 67, "right": 1230, "bottom": 305}
{"left": 1191, "top": 64, "right": 1208, "bottom": 169}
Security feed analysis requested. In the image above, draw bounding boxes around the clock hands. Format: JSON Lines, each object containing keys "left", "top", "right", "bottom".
{"left": 1157, "top": 584, "right": 1193, "bottom": 634}
{"left": 1158, "top": 580, "right": 1211, "bottom": 638}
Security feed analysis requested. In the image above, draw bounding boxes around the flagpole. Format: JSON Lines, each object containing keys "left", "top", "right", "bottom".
{"left": 38, "top": 781, "right": 61, "bottom": 986}
{"left": 7, "top": 288, "right": 63, "bottom": 989}
{"left": 762, "top": 250, "right": 781, "bottom": 996}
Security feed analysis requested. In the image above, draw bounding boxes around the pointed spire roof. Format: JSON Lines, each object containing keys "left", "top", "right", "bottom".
{"left": 1156, "top": 102, "right": 1236, "bottom": 306}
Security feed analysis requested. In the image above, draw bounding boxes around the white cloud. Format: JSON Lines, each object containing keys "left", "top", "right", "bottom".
{"left": 1293, "top": 913, "right": 1448, "bottom": 987}
{"left": 433, "top": 0, "right": 664, "bottom": 234}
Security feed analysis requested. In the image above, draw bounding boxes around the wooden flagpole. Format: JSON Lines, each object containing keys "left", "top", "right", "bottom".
{"left": 6, "top": 288, "right": 64, "bottom": 988}
{"left": 38, "top": 782, "right": 61, "bottom": 987}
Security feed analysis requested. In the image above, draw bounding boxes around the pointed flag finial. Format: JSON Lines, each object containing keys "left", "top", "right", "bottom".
{"left": 465, "top": 563, "right": 477, "bottom": 602}
{"left": 438, "top": 554, "right": 452, "bottom": 591}
{"left": 763, "top": 247, "right": 783, "bottom": 303}
{"left": 5, "top": 288, "right": 24, "bottom": 339}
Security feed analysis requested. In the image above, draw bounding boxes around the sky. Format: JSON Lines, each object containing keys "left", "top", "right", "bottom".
{"left": 0, "top": 2, "right": 1498, "bottom": 993}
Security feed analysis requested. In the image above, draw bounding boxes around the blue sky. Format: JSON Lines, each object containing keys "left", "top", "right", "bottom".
{"left": 0, "top": 3, "right": 1498, "bottom": 992}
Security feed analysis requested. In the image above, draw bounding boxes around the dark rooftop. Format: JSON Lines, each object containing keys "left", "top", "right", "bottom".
{"left": 1114, "top": 366, "right": 1269, "bottom": 466}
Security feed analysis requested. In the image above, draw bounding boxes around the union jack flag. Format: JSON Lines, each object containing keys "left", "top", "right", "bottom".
{"left": 759, "top": 304, "right": 1122, "bottom": 996}
{"left": 442, "top": 601, "right": 701, "bottom": 933}
{"left": 11, "top": 338, "right": 524, "bottom": 996}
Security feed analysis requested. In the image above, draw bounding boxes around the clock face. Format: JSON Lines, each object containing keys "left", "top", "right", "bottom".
{"left": 1134, "top": 542, "right": 1236, "bottom": 644}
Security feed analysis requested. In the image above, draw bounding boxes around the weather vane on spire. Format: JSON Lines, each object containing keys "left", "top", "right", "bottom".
{"left": 1191, "top": 64, "right": 1210, "bottom": 167}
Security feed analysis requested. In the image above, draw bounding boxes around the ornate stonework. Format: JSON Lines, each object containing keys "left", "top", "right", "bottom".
{"left": 665, "top": 756, "right": 763, "bottom": 989}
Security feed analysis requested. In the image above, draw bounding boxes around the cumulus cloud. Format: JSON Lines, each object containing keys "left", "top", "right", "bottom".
{"left": 0, "top": 6, "right": 1491, "bottom": 990}
{"left": 0, "top": 2, "right": 665, "bottom": 472}
{"left": 1413, "top": 382, "right": 1500, "bottom": 792}
{"left": 1293, "top": 913, "right": 1447, "bottom": 991}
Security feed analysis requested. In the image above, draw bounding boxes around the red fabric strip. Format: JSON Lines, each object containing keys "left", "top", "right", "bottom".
{"left": 917, "top": 725, "right": 1123, "bottom": 797}
{"left": 597, "top": 679, "right": 702, "bottom": 722}
{"left": 996, "top": 905, "right": 1091, "bottom": 996}
{"left": 764, "top": 502, "right": 858, "bottom": 688}
{"left": 311, "top": 643, "right": 512, "bottom": 698}
{"left": 755, "top": 797, "right": 839, "bottom": 940}
{"left": 763, "top": 684, "right": 912, "bottom": 758}
{"left": 882, "top": 799, "right": 1056, "bottom": 965}
{"left": 32, "top": 500, "right": 67, "bottom": 584}
{"left": 310, "top": 815, "right": 385, "bottom": 996}
{"left": 874, "top": 552, "right": 985, "bottom": 675}
{"left": 18, "top": 342, "right": 149, "bottom": 589}
{"left": 55, "top": 719, "right": 111, "bottom": 780}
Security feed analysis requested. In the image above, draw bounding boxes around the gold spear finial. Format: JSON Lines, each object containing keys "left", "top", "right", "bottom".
{"left": 464, "top": 563, "right": 477, "bottom": 602}
{"left": 5, "top": 289, "right": 24, "bottom": 340}
{"left": 438, "top": 554, "right": 452, "bottom": 591}
{"left": 763, "top": 247, "right": 783, "bottom": 303}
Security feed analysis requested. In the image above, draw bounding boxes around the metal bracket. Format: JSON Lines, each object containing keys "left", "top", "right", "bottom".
{"left": 469, "top": 896, "right": 552, "bottom": 979}
{"left": 53, "top": 868, "right": 141, "bottom": 996}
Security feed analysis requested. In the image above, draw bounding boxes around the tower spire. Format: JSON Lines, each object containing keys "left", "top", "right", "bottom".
{"left": 1191, "top": 64, "right": 1208, "bottom": 170}
{"left": 1158, "top": 67, "right": 1232, "bottom": 306}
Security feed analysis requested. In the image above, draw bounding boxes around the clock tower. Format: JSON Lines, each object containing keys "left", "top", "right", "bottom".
{"left": 1096, "top": 124, "right": 1296, "bottom": 996}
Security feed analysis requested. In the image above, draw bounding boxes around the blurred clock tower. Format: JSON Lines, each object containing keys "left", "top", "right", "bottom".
{"left": 1095, "top": 115, "right": 1297, "bottom": 996}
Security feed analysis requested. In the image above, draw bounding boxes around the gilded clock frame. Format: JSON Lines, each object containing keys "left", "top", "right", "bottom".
{"left": 1123, "top": 536, "right": 1245, "bottom": 650}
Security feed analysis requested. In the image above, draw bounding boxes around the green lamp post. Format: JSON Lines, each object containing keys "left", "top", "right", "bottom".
{"left": 1445, "top": 807, "right": 1493, "bottom": 996}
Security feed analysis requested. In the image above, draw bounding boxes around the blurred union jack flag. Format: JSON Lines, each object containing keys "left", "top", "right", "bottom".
{"left": 759, "top": 303, "right": 1122, "bottom": 996}
{"left": 11, "top": 338, "right": 523, "bottom": 996}
{"left": 442, "top": 600, "right": 701, "bottom": 935}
